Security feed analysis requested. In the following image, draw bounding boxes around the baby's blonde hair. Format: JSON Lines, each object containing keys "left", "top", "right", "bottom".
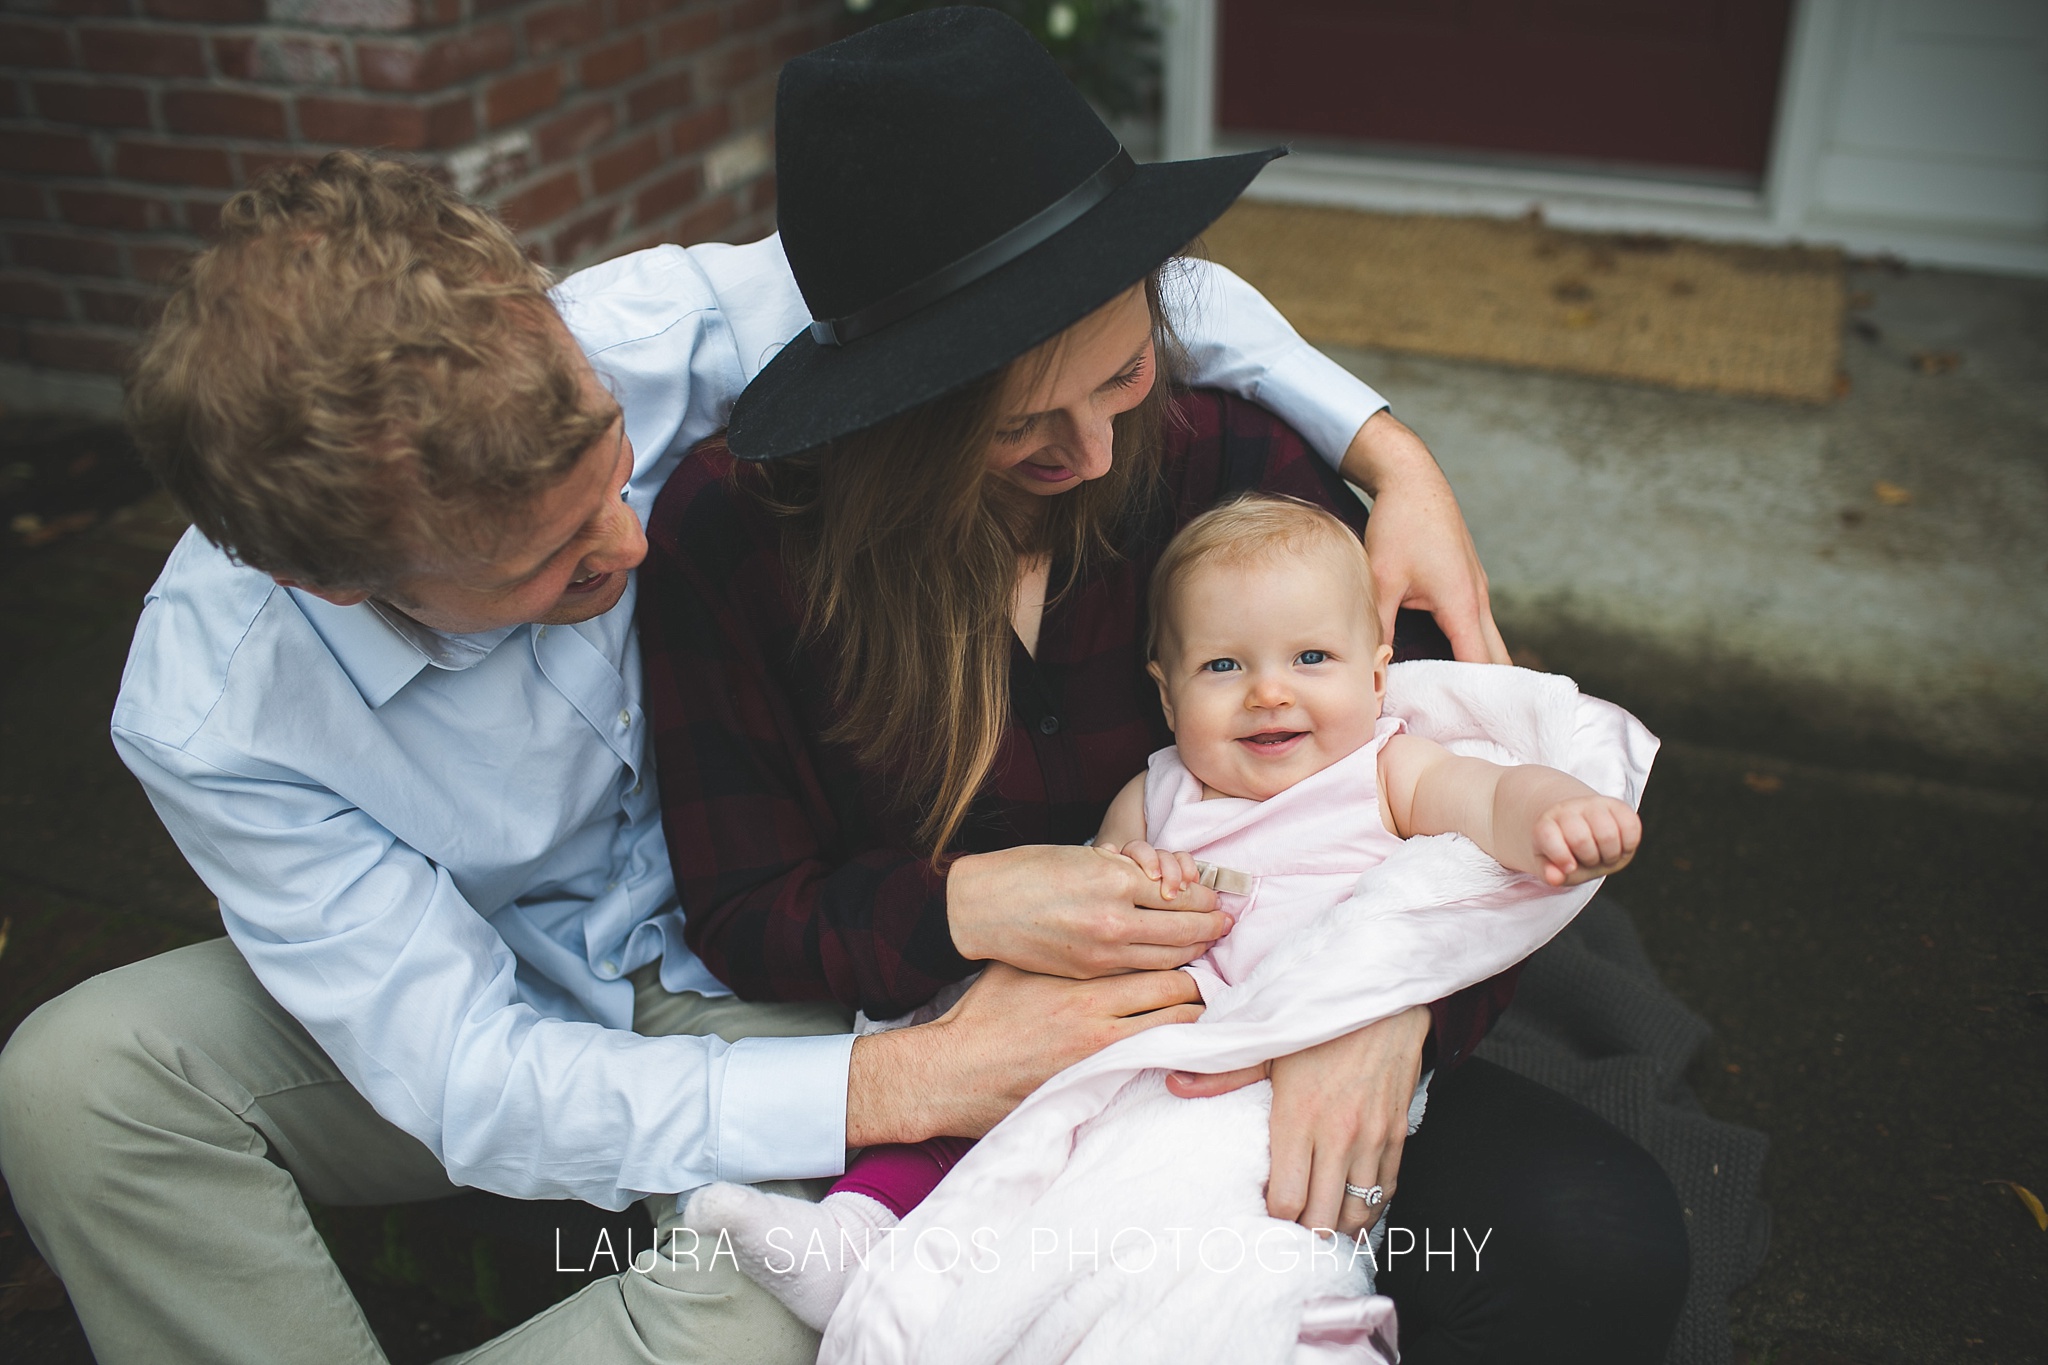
{"left": 1147, "top": 493, "right": 1381, "bottom": 660}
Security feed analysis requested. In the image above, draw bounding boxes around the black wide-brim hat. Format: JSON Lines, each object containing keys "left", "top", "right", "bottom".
{"left": 726, "top": 7, "right": 1281, "bottom": 461}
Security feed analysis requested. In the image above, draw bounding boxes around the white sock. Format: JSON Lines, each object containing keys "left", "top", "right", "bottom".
{"left": 687, "top": 1184, "right": 900, "bottom": 1331}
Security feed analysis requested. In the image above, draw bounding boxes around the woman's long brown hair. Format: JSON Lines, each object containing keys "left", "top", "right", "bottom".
{"left": 748, "top": 271, "right": 1181, "bottom": 859}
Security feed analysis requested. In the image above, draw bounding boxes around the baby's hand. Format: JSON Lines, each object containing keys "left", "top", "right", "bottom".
{"left": 1531, "top": 796, "right": 1641, "bottom": 886}
{"left": 1109, "top": 841, "right": 1202, "bottom": 901}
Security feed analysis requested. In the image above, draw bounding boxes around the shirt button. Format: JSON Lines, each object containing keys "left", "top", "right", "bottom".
{"left": 1039, "top": 715, "right": 1060, "bottom": 735}
{"left": 618, "top": 709, "right": 632, "bottom": 728}
{"left": 600, "top": 959, "right": 618, "bottom": 976}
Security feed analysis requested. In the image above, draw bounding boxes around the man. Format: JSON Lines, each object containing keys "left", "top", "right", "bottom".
{"left": 0, "top": 152, "right": 1504, "bottom": 1364}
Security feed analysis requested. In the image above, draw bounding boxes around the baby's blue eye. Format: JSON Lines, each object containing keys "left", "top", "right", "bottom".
{"left": 1201, "top": 658, "right": 1240, "bottom": 673}
{"left": 1297, "top": 650, "right": 1330, "bottom": 666}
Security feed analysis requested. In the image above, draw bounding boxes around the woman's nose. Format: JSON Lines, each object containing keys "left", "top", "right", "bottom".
{"left": 1068, "top": 408, "right": 1116, "bottom": 481}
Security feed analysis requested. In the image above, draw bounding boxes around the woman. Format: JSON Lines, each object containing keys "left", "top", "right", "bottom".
{"left": 640, "top": 10, "right": 1688, "bottom": 1361}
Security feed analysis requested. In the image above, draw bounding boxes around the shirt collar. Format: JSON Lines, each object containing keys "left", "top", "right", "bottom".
{"left": 290, "top": 589, "right": 520, "bottom": 709}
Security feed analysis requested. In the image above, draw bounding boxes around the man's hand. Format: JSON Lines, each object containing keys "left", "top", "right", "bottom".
{"left": 1166, "top": 1003, "right": 1431, "bottom": 1237}
{"left": 1532, "top": 794, "right": 1641, "bottom": 886}
{"left": 1340, "top": 410, "right": 1510, "bottom": 665}
{"left": 947, "top": 844, "right": 1232, "bottom": 977}
{"left": 846, "top": 963, "right": 1204, "bottom": 1145}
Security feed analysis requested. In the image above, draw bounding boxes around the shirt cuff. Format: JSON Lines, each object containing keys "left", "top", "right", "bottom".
{"left": 1254, "top": 343, "right": 1389, "bottom": 471}
{"left": 715, "top": 1031, "right": 856, "bottom": 1185}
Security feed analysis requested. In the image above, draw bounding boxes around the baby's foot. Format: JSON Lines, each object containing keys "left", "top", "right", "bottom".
{"left": 686, "top": 1184, "right": 899, "bottom": 1330}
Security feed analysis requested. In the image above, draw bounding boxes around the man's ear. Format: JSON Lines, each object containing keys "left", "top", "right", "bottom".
{"left": 272, "top": 576, "right": 372, "bottom": 608}
{"left": 1146, "top": 658, "right": 1176, "bottom": 730}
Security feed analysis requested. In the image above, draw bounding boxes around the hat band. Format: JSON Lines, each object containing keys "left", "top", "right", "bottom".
{"left": 808, "top": 146, "right": 1136, "bottom": 348}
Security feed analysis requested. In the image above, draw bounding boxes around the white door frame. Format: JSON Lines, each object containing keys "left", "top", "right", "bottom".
{"left": 1158, "top": 0, "right": 2048, "bottom": 277}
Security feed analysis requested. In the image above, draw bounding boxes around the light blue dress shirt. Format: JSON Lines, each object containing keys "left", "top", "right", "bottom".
{"left": 111, "top": 235, "right": 1388, "bottom": 1208}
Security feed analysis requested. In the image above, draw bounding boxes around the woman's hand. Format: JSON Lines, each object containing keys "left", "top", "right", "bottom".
{"left": 947, "top": 843, "right": 1233, "bottom": 977}
{"left": 1166, "top": 1003, "right": 1431, "bottom": 1237}
{"left": 1340, "top": 411, "right": 1511, "bottom": 665}
{"left": 847, "top": 962, "right": 1205, "bottom": 1144}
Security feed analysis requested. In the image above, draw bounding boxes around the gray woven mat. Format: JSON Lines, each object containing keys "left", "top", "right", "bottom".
{"left": 1476, "top": 896, "right": 1771, "bottom": 1365}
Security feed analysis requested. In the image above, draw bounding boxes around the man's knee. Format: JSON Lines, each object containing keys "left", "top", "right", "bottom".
{"left": 0, "top": 970, "right": 145, "bottom": 1190}
{"left": 0, "top": 940, "right": 262, "bottom": 1188}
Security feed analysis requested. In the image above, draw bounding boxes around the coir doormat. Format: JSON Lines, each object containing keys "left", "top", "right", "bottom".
{"left": 1200, "top": 201, "right": 1845, "bottom": 403}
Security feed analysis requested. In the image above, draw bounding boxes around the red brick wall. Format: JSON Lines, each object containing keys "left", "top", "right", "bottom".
{"left": 0, "top": 0, "right": 841, "bottom": 384}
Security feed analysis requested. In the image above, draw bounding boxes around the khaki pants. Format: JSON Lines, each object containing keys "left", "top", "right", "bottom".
{"left": 0, "top": 937, "right": 853, "bottom": 1365}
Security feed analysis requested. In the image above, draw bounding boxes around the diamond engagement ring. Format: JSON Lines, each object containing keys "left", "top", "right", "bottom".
{"left": 1344, "top": 1183, "right": 1385, "bottom": 1207}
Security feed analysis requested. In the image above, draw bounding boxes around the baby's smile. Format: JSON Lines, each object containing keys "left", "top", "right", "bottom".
{"left": 1238, "top": 728, "right": 1308, "bottom": 753}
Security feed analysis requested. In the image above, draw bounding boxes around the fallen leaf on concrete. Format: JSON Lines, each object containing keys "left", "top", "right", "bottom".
{"left": 1873, "top": 481, "right": 1913, "bottom": 506}
{"left": 13, "top": 509, "right": 98, "bottom": 546}
{"left": 1562, "top": 307, "right": 1596, "bottom": 328}
{"left": 1910, "top": 350, "right": 1960, "bottom": 375}
{"left": 1743, "top": 772, "right": 1783, "bottom": 794}
{"left": 0, "top": 1256, "right": 67, "bottom": 1322}
{"left": 1846, "top": 290, "right": 1874, "bottom": 309}
{"left": 1832, "top": 372, "right": 1852, "bottom": 398}
{"left": 1983, "top": 1181, "right": 2047, "bottom": 1230}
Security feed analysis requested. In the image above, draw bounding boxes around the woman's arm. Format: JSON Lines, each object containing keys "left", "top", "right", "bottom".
{"left": 1341, "top": 412, "right": 1511, "bottom": 665}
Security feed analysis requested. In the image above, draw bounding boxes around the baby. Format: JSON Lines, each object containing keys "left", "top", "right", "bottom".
{"left": 694, "top": 493, "right": 1641, "bottom": 1331}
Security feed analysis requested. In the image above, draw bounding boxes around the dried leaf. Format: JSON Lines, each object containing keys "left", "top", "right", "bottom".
{"left": 1983, "top": 1181, "right": 2048, "bottom": 1230}
{"left": 1874, "top": 480, "right": 1914, "bottom": 506}
{"left": 1910, "top": 349, "right": 1960, "bottom": 375}
{"left": 1742, "top": 772, "right": 1783, "bottom": 794}
{"left": 1832, "top": 371, "right": 1852, "bottom": 399}
{"left": 17, "top": 510, "right": 98, "bottom": 547}
{"left": 1562, "top": 307, "right": 1596, "bottom": 329}
{"left": 0, "top": 1256, "right": 67, "bottom": 1322}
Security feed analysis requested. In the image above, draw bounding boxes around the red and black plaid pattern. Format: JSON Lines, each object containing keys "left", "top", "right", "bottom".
{"left": 640, "top": 388, "right": 1517, "bottom": 1064}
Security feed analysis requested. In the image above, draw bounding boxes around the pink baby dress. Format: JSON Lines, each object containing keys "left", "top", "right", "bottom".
{"left": 1144, "top": 715, "right": 1408, "bottom": 1004}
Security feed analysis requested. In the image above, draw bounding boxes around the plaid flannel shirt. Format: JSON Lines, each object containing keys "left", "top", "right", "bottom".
{"left": 640, "top": 388, "right": 1518, "bottom": 1069}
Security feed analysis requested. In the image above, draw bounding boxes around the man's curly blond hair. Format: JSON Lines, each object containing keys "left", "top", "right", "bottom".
{"left": 127, "top": 151, "right": 616, "bottom": 593}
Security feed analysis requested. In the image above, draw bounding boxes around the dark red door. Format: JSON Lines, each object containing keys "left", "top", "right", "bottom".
{"left": 1218, "top": 0, "right": 1794, "bottom": 181}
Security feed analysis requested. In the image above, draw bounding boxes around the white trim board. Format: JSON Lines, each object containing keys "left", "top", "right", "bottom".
{"left": 1163, "top": 0, "right": 2048, "bottom": 279}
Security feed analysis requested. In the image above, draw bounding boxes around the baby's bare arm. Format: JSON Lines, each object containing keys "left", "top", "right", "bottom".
{"left": 1379, "top": 734, "right": 1640, "bottom": 886}
{"left": 1095, "top": 773, "right": 1148, "bottom": 849}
